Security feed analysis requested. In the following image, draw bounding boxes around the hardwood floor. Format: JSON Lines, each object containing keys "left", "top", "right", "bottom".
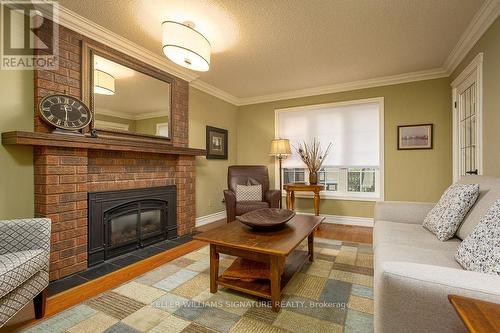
{"left": 315, "top": 223, "right": 373, "bottom": 244}
{"left": 2, "top": 220, "right": 372, "bottom": 332}
{"left": 199, "top": 219, "right": 373, "bottom": 244}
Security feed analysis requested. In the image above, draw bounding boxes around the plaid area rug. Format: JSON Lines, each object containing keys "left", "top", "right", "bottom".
{"left": 24, "top": 238, "right": 374, "bottom": 333}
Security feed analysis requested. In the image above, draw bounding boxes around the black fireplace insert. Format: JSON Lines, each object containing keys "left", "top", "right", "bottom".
{"left": 88, "top": 186, "right": 177, "bottom": 266}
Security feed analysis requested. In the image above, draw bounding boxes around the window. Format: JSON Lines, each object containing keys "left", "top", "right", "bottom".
{"left": 156, "top": 122, "right": 169, "bottom": 137}
{"left": 276, "top": 98, "right": 384, "bottom": 200}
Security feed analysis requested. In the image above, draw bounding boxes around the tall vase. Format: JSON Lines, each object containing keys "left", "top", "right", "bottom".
{"left": 309, "top": 171, "right": 318, "bottom": 185}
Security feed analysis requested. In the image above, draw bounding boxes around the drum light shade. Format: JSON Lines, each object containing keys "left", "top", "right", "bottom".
{"left": 270, "top": 139, "right": 291, "bottom": 157}
{"left": 94, "top": 69, "right": 115, "bottom": 95}
{"left": 162, "top": 21, "right": 211, "bottom": 72}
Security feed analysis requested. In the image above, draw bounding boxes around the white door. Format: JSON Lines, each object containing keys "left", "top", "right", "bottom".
{"left": 452, "top": 53, "right": 483, "bottom": 181}
{"left": 458, "top": 80, "right": 478, "bottom": 176}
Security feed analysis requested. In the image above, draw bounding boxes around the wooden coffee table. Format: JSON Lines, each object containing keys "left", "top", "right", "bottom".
{"left": 194, "top": 214, "right": 324, "bottom": 311}
{"left": 449, "top": 295, "right": 500, "bottom": 333}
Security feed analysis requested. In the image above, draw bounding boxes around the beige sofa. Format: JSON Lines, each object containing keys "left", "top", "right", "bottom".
{"left": 373, "top": 176, "right": 500, "bottom": 333}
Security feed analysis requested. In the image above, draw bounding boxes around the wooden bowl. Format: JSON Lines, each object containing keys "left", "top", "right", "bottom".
{"left": 237, "top": 208, "right": 296, "bottom": 230}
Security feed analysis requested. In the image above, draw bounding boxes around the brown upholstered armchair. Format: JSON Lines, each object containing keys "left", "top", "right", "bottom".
{"left": 224, "top": 165, "right": 281, "bottom": 222}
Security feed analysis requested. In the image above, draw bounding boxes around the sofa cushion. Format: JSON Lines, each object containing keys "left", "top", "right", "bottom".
{"left": 457, "top": 176, "right": 500, "bottom": 240}
{"left": 373, "top": 221, "right": 460, "bottom": 252}
{"left": 375, "top": 220, "right": 462, "bottom": 251}
{"left": 236, "top": 201, "right": 269, "bottom": 216}
{"left": 375, "top": 243, "right": 462, "bottom": 271}
{"left": 0, "top": 249, "right": 46, "bottom": 299}
{"left": 236, "top": 184, "right": 262, "bottom": 202}
{"left": 455, "top": 200, "right": 500, "bottom": 275}
{"left": 423, "top": 183, "right": 479, "bottom": 241}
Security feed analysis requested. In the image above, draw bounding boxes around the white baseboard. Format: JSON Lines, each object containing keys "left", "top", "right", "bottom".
{"left": 195, "top": 210, "right": 227, "bottom": 227}
{"left": 296, "top": 212, "right": 374, "bottom": 227}
{"left": 195, "top": 210, "right": 373, "bottom": 228}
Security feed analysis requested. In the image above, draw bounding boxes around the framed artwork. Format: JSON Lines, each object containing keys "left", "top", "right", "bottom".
{"left": 398, "top": 124, "right": 433, "bottom": 150}
{"left": 206, "top": 126, "right": 228, "bottom": 159}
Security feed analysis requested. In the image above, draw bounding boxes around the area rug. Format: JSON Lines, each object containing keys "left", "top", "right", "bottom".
{"left": 23, "top": 238, "right": 374, "bottom": 333}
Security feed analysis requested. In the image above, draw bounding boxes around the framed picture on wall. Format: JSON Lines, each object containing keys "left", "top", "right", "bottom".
{"left": 206, "top": 126, "right": 228, "bottom": 159}
{"left": 398, "top": 124, "right": 433, "bottom": 150}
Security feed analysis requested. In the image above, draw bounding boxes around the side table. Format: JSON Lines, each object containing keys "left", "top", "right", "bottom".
{"left": 284, "top": 183, "right": 325, "bottom": 217}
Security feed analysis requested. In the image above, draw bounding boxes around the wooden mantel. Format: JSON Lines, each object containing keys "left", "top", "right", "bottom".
{"left": 2, "top": 131, "right": 206, "bottom": 156}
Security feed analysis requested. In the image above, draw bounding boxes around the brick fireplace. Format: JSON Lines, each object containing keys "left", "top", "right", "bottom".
{"left": 11, "top": 21, "right": 204, "bottom": 281}
{"left": 33, "top": 147, "right": 198, "bottom": 281}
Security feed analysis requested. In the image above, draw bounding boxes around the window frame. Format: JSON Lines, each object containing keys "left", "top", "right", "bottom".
{"left": 274, "top": 97, "right": 385, "bottom": 201}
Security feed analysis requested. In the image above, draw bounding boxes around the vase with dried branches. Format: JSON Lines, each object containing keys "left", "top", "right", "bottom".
{"left": 294, "top": 138, "right": 333, "bottom": 185}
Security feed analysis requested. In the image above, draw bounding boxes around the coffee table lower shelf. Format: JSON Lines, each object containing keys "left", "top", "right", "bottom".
{"left": 216, "top": 250, "right": 310, "bottom": 301}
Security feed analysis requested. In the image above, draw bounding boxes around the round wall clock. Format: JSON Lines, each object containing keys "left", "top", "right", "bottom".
{"left": 39, "top": 94, "right": 92, "bottom": 131}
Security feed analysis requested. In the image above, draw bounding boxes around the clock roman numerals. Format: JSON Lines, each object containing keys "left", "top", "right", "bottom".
{"left": 39, "top": 95, "right": 92, "bottom": 131}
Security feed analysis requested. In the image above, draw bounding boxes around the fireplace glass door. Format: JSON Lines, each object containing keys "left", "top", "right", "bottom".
{"left": 104, "top": 200, "right": 167, "bottom": 259}
{"left": 109, "top": 205, "right": 138, "bottom": 247}
{"left": 140, "top": 201, "right": 165, "bottom": 240}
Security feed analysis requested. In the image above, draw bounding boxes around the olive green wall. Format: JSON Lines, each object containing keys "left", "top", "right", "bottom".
{"left": 237, "top": 78, "right": 453, "bottom": 217}
{"left": 135, "top": 116, "right": 169, "bottom": 136}
{"left": 451, "top": 16, "right": 500, "bottom": 176}
{"left": 189, "top": 87, "right": 238, "bottom": 217}
{"left": 0, "top": 70, "right": 35, "bottom": 219}
{"left": 94, "top": 113, "right": 136, "bottom": 131}
{"left": 95, "top": 114, "right": 170, "bottom": 136}
{"left": 0, "top": 75, "right": 454, "bottom": 220}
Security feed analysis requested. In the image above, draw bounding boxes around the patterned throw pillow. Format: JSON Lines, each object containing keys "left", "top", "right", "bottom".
{"left": 236, "top": 184, "right": 262, "bottom": 202}
{"left": 455, "top": 200, "right": 500, "bottom": 275}
{"left": 423, "top": 183, "right": 480, "bottom": 241}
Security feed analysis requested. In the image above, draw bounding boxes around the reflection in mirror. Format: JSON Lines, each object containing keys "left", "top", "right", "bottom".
{"left": 92, "top": 55, "right": 171, "bottom": 138}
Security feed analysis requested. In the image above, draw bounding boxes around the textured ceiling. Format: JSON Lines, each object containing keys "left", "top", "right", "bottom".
{"left": 59, "top": 0, "right": 484, "bottom": 99}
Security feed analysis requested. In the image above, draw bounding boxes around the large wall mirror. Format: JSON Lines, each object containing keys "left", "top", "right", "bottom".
{"left": 83, "top": 43, "right": 173, "bottom": 141}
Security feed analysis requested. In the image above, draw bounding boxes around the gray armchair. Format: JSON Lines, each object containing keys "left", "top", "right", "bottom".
{"left": 224, "top": 165, "right": 281, "bottom": 222}
{"left": 0, "top": 218, "right": 51, "bottom": 327}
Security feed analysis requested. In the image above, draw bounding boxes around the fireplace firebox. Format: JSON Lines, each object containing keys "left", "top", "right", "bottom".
{"left": 88, "top": 186, "right": 177, "bottom": 266}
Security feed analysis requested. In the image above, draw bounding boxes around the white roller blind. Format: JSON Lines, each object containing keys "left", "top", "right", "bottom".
{"left": 277, "top": 101, "right": 380, "bottom": 168}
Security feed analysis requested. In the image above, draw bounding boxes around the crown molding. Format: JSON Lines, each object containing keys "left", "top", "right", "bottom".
{"left": 53, "top": 3, "right": 199, "bottom": 82}
{"left": 134, "top": 110, "right": 168, "bottom": 120}
{"left": 443, "top": 0, "right": 500, "bottom": 74}
{"left": 95, "top": 108, "right": 167, "bottom": 120}
{"left": 189, "top": 79, "right": 240, "bottom": 105}
{"left": 237, "top": 68, "right": 448, "bottom": 105}
{"left": 95, "top": 108, "right": 134, "bottom": 120}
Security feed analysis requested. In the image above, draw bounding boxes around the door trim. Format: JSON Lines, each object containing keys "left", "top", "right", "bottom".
{"left": 451, "top": 53, "right": 483, "bottom": 182}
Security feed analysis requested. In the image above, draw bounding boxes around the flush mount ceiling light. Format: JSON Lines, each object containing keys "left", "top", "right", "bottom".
{"left": 162, "top": 21, "right": 211, "bottom": 72}
{"left": 94, "top": 69, "right": 115, "bottom": 95}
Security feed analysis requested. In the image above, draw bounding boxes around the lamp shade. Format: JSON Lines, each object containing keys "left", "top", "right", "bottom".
{"left": 270, "top": 139, "right": 291, "bottom": 156}
{"left": 94, "top": 69, "right": 115, "bottom": 95}
{"left": 162, "top": 21, "right": 211, "bottom": 72}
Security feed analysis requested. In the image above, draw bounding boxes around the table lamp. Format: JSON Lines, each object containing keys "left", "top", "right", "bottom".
{"left": 270, "top": 138, "right": 291, "bottom": 208}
